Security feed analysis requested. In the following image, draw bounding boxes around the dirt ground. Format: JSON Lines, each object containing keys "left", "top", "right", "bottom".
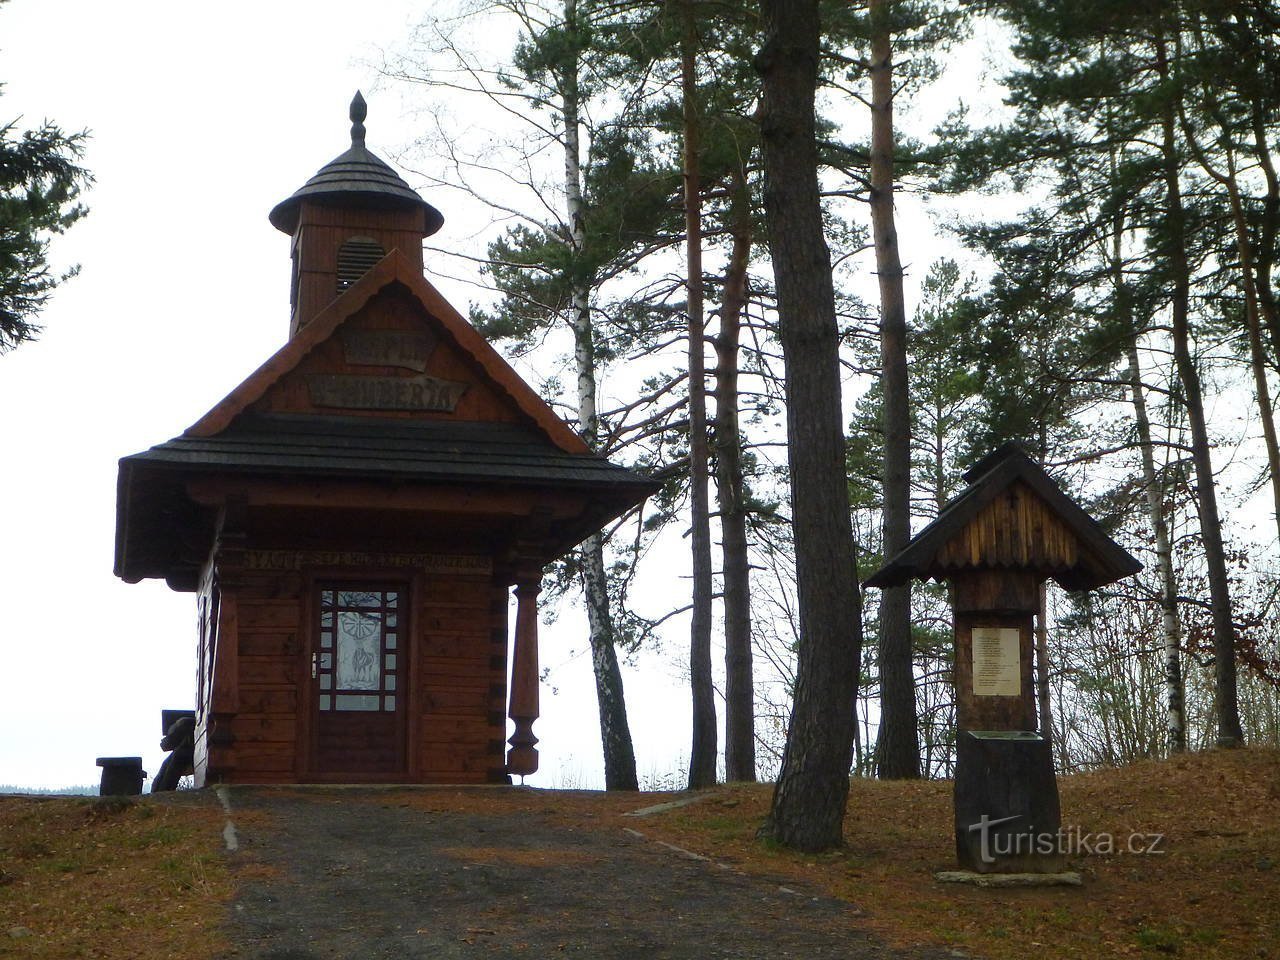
{"left": 216, "top": 786, "right": 962, "bottom": 960}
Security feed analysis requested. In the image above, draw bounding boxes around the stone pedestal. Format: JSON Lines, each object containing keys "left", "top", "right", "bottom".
{"left": 954, "top": 731, "right": 1062, "bottom": 873}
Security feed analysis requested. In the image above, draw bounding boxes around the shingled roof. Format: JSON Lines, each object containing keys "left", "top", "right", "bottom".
{"left": 268, "top": 93, "right": 443, "bottom": 237}
{"left": 864, "top": 444, "right": 1141, "bottom": 592}
{"left": 125, "top": 414, "right": 649, "bottom": 488}
{"left": 115, "top": 414, "right": 656, "bottom": 586}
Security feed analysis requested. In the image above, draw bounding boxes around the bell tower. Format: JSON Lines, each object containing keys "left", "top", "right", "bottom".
{"left": 269, "top": 92, "right": 444, "bottom": 337}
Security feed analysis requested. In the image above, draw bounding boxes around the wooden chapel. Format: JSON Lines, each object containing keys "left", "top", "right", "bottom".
{"left": 113, "top": 94, "right": 654, "bottom": 786}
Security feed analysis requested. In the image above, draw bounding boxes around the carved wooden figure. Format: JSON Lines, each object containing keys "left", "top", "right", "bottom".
{"left": 866, "top": 444, "right": 1140, "bottom": 872}
{"left": 115, "top": 95, "right": 655, "bottom": 785}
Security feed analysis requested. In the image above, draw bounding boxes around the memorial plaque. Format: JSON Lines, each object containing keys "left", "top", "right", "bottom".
{"left": 342, "top": 330, "right": 437, "bottom": 372}
{"left": 308, "top": 373, "right": 468, "bottom": 412}
{"left": 971, "top": 626, "right": 1021, "bottom": 697}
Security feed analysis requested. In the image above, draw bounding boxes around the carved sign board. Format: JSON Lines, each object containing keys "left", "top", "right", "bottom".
{"left": 308, "top": 373, "right": 468, "bottom": 412}
{"left": 342, "top": 330, "right": 437, "bottom": 372}
{"left": 241, "top": 549, "right": 493, "bottom": 576}
{"left": 972, "top": 626, "right": 1021, "bottom": 697}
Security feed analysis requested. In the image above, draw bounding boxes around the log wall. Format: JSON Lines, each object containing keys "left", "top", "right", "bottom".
{"left": 196, "top": 555, "right": 509, "bottom": 785}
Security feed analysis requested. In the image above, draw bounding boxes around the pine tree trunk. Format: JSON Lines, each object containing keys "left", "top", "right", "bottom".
{"left": 717, "top": 167, "right": 756, "bottom": 783}
{"left": 755, "top": 0, "right": 863, "bottom": 851}
{"left": 563, "top": 0, "right": 639, "bottom": 789}
{"left": 682, "top": 0, "right": 718, "bottom": 790}
{"left": 1247, "top": 70, "right": 1280, "bottom": 364}
{"left": 1221, "top": 164, "right": 1280, "bottom": 544}
{"left": 1180, "top": 66, "right": 1280, "bottom": 544}
{"left": 1154, "top": 33, "right": 1243, "bottom": 746}
{"left": 868, "top": 0, "right": 919, "bottom": 780}
{"left": 1104, "top": 99, "right": 1187, "bottom": 755}
{"left": 1124, "top": 341, "right": 1186, "bottom": 753}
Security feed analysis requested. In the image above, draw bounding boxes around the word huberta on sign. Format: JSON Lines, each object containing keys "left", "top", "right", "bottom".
{"left": 241, "top": 549, "right": 493, "bottom": 575}
{"left": 308, "top": 373, "right": 469, "bottom": 412}
{"left": 342, "top": 330, "right": 437, "bottom": 372}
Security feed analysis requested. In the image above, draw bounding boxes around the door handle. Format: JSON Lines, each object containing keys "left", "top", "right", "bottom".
{"left": 311, "top": 652, "right": 318, "bottom": 679}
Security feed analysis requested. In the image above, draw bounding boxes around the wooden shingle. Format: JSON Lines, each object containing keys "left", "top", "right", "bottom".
{"left": 864, "top": 444, "right": 1140, "bottom": 592}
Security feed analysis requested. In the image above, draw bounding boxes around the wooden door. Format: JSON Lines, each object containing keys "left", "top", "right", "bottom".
{"left": 312, "top": 584, "right": 407, "bottom": 778}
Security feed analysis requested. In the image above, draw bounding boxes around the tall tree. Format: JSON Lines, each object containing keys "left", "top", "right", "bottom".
{"left": 1179, "top": 11, "right": 1280, "bottom": 546}
{"left": 867, "top": 0, "right": 919, "bottom": 780}
{"left": 847, "top": 258, "right": 979, "bottom": 775}
{"left": 562, "top": 0, "right": 645, "bottom": 789}
{"left": 0, "top": 74, "right": 91, "bottom": 352}
{"left": 681, "top": 0, "right": 718, "bottom": 790}
{"left": 1152, "top": 23, "right": 1243, "bottom": 746}
{"left": 586, "top": 0, "right": 767, "bottom": 783}
{"left": 756, "top": 0, "right": 863, "bottom": 851}
{"left": 717, "top": 162, "right": 757, "bottom": 782}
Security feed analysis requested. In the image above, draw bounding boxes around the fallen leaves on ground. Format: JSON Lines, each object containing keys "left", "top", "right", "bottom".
{"left": 636, "top": 748, "right": 1280, "bottom": 959}
{"left": 0, "top": 792, "right": 232, "bottom": 960}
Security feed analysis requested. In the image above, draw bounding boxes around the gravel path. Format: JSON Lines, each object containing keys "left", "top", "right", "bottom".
{"left": 217, "top": 787, "right": 962, "bottom": 960}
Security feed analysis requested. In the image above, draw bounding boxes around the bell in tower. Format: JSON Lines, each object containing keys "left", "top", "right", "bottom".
{"left": 269, "top": 92, "right": 444, "bottom": 336}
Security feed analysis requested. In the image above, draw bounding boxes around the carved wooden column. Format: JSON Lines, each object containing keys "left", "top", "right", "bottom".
{"left": 507, "top": 577, "right": 541, "bottom": 777}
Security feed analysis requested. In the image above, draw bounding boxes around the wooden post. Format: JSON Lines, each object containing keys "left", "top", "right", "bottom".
{"left": 951, "top": 569, "right": 1038, "bottom": 733}
{"left": 951, "top": 570, "right": 1061, "bottom": 872}
{"left": 507, "top": 578, "right": 541, "bottom": 777}
{"left": 864, "top": 444, "right": 1142, "bottom": 875}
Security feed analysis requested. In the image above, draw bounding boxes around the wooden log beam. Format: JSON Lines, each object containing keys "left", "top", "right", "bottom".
{"left": 186, "top": 478, "right": 587, "bottom": 518}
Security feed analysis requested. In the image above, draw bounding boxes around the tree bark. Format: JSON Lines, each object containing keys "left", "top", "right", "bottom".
{"left": 1124, "top": 341, "right": 1186, "bottom": 753}
{"left": 1154, "top": 31, "right": 1243, "bottom": 747}
{"left": 1214, "top": 158, "right": 1280, "bottom": 543}
{"left": 682, "top": 0, "right": 718, "bottom": 790}
{"left": 755, "top": 0, "right": 863, "bottom": 851}
{"left": 563, "top": 0, "right": 639, "bottom": 789}
{"left": 1103, "top": 83, "right": 1187, "bottom": 755}
{"left": 717, "top": 166, "right": 756, "bottom": 782}
{"left": 1242, "top": 34, "right": 1280, "bottom": 367}
{"left": 1179, "top": 60, "right": 1280, "bottom": 545}
{"left": 868, "top": 0, "right": 919, "bottom": 780}
{"left": 581, "top": 533, "right": 640, "bottom": 789}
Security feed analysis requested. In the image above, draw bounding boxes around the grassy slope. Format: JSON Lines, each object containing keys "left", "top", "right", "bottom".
{"left": 0, "top": 792, "right": 231, "bottom": 959}
{"left": 641, "top": 748, "right": 1280, "bottom": 958}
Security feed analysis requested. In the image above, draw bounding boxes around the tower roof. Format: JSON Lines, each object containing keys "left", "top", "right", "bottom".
{"left": 268, "top": 92, "right": 444, "bottom": 237}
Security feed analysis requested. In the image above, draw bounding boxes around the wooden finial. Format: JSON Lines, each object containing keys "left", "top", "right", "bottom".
{"left": 350, "top": 91, "right": 368, "bottom": 146}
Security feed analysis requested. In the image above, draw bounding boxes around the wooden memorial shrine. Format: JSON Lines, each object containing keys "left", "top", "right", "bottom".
{"left": 866, "top": 444, "right": 1140, "bottom": 873}
{"left": 114, "top": 94, "right": 655, "bottom": 786}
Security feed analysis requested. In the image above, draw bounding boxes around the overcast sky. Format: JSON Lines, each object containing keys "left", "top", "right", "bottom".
{"left": 0, "top": 0, "right": 712, "bottom": 789}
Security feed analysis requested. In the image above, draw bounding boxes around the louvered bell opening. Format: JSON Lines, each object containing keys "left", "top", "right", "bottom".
{"left": 336, "top": 236, "right": 386, "bottom": 292}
